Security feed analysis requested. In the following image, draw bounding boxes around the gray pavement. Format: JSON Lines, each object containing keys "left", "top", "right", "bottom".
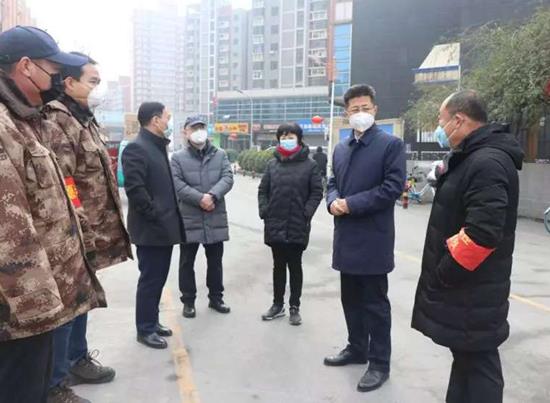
{"left": 76, "top": 176, "right": 550, "bottom": 403}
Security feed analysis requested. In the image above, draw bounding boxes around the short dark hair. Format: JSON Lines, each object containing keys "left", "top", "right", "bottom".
{"left": 138, "top": 102, "right": 165, "bottom": 127}
{"left": 343, "top": 84, "right": 376, "bottom": 107}
{"left": 316, "top": 146, "right": 323, "bottom": 153}
{"left": 276, "top": 123, "right": 303, "bottom": 143}
{"left": 0, "top": 63, "right": 14, "bottom": 73}
{"left": 445, "top": 90, "right": 488, "bottom": 123}
{"left": 61, "top": 52, "right": 97, "bottom": 80}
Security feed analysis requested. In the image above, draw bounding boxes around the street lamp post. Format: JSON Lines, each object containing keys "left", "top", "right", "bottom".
{"left": 309, "top": 55, "right": 336, "bottom": 177}
{"left": 237, "top": 89, "right": 254, "bottom": 149}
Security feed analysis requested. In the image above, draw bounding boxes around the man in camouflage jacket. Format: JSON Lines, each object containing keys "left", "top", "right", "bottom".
{"left": 0, "top": 26, "right": 106, "bottom": 403}
{"left": 42, "top": 53, "right": 132, "bottom": 400}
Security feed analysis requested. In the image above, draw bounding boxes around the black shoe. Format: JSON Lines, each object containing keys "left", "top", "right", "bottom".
{"left": 261, "top": 304, "right": 285, "bottom": 321}
{"left": 357, "top": 369, "right": 389, "bottom": 392}
{"left": 183, "top": 304, "right": 196, "bottom": 318}
{"left": 156, "top": 324, "right": 173, "bottom": 337}
{"left": 209, "top": 300, "right": 231, "bottom": 314}
{"left": 289, "top": 306, "right": 302, "bottom": 326}
{"left": 137, "top": 333, "right": 167, "bottom": 349}
{"left": 324, "top": 346, "right": 367, "bottom": 367}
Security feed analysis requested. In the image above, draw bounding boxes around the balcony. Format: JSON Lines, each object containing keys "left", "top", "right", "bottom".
{"left": 309, "top": 29, "right": 327, "bottom": 40}
{"left": 310, "top": 10, "right": 327, "bottom": 21}
{"left": 252, "top": 17, "right": 264, "bottom": 27}
{"left": 252, "top": 35, "right": 264, "bottom": 45}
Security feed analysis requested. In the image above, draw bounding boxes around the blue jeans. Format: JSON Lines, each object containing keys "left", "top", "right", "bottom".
{"left": 49, "top": 314, "right": 89, "bottom": 388}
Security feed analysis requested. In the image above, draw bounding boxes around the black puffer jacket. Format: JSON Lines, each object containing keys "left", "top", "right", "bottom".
{"left": 411, "top": 123, "right": 523, "bottom": 351}
{"left": 258, "top": 146, "right": 323, "bottom": 249}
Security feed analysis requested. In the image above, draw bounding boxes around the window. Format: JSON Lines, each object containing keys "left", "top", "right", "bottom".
{"left": 270, "top": 43, "right": 279, "bottom": 53}
{"left": 296, "top": 48, "right": 303, "bottom": 64}
{"left": 253, "top": 26, "right": 264, "bottom": 35}
{"left": 253, "top": 71, "right": 263, "bottom": 79}
{"left": 271, "top": 7, "right": 279, "bottom": 16}
{"left": 271, "top": 61, "right": 278, "bottom": 70}
{"left": 271, "top": 25, "right": 279, "bottom": 35}
{"left": 310, "top": 29, "right": 327, "bottom": 40}
{"left": 296, "top": 30, "right": 304, "bottom": 45}
{"left": 296, "top": 67, "right": 303, "bottom": 82}
{"left": 270, "top": 79, "right": 278, "bottom": 88}
{"left": 297, "top": 11, "right": 304, "bottom": 28}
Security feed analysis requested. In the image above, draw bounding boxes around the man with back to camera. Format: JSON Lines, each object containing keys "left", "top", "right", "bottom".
{"left": 323, "top": 84, "right": 406, "bottom": 393}
{"left": 122, "top": 102, "right": 184, "bottom": 350}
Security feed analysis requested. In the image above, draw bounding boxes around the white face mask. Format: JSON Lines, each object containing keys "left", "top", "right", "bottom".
{"left": 190, "top": 129, "right": 208, "bottom": 145}
{"left": 87, "top": 84, "right": 107, "bottom": 110}
{"left": 349, "top": 112, "right": 375, "bottom": 133}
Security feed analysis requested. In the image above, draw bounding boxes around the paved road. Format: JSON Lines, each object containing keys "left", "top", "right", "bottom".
{"left": 75, "top": 176, "right": 550, "bottom": 403}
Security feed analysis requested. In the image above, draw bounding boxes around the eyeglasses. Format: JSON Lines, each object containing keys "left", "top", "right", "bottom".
{"left": 348, "top": 106, "right": 375, "bottom": 114}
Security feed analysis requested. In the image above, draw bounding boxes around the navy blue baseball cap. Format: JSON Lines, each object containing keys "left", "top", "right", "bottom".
{"left": 184, "top": 115, "right": 206, "bottom": 128}
{"left": 0, "top": 26, "right": 87, "bottom": 66}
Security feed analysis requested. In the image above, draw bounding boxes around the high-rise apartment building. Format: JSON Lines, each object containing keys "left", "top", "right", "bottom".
{"left": 132, "top": 2, "right": 185, "bottom": 114}
{"left": 1, "top": 0, "right": 34, "bottom": 32}
{"left": 248, "top": 0, "right": 330, "bottom": 90}
{"left": 182, "top": 0, "right": 249, "bottom": 118}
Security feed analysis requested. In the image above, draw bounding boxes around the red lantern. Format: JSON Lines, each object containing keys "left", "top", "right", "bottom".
{"left": 311, "top": 115, "right": 324, "bottom": 124}
{"left": 229, "top": 132, "right": 238, "bottom": 141}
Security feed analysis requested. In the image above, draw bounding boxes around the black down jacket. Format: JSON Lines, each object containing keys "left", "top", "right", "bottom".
{"left": 411, "top": 123, "right": 524, "bottom": 351}
{"left": 258, "top": 146, "right": 323, "bottom": 249}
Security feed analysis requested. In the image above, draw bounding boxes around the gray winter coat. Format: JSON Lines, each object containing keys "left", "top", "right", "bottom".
{"left": 171, "top": 142, "right": 233, "bottom": 244}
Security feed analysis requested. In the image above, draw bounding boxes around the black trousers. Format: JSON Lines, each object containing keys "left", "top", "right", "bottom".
{"left": 136, "top": 245, "right": 173, "bottom": 335}
{"left": 179, "top": 242, "right": 224, "bottom": 304}
{"left": 446, "top": 349, "right": 504, "bottom": 403}
{"left": 0, "top": 331, "right": 53, "bottom": 403}
{"left": 340, "top": 272, "right": 391, "bottom": 373}
{"left": 271, "top": 243, "right": 304, "bottom": 307}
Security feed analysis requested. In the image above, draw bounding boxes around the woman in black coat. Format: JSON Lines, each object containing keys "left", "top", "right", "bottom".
{"left": 258, "top": 123, "right": 323, "bottom": 325}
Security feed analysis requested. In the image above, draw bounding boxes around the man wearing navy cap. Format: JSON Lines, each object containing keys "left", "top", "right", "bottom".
{"left": 171, "top": 116, "right": 233, "bottom": 318}
{"left": 0, "top": 26, "right": 105, "bottom": 403}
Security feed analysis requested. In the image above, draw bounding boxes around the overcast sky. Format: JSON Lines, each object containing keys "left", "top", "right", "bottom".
{"left": 26, "top": 0, "right": 252, "bottom": 81}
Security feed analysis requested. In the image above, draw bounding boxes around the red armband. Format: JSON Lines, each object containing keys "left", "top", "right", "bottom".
{"left": 64, "top": 177, "right": 82, "bottom": 208}
{"left": 446, "top": 228, "right": 495, "bottom": 271}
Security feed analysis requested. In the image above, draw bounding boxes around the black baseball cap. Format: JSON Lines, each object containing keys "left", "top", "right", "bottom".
{"left": 0, "top": 26, "right": 87, "bottom": 66}
{"left": 184, "top": 115, "right": 206, "bottom": 128}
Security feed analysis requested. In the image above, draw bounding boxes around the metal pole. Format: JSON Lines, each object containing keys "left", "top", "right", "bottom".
{"left": 250, "top": 97, "right": 254, "bottom": 149}
{"left": 328, "top": 79, "right": 335, "bottom": 177}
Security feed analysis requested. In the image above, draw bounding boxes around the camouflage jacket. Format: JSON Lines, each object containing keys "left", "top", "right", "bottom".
{"left": 0, "top": 72, "right": 106, "bottom": 341}
{"left": 42, "top": 97, "right": 132, "bottom": 270}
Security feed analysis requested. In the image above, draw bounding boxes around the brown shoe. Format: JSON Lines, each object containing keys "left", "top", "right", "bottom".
{"left": 47, "top": 385, "right": 90, "bottom": 403}
{"left": 68, "top": 350, "right": 115, "bottom": 385}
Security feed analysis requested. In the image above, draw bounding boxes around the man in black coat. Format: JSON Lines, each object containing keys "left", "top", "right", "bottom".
{"left": 122, "top": 102, "right": 184, "bottom": 350}
{"left": 411, "top": 90, "right": 524, "bottom": 403}
{"left": 312, "top": 146, "right": 328, "bottom": 177}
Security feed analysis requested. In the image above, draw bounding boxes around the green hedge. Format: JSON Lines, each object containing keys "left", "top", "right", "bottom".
{"left": 225, "top": 149, "right": 239, "bottom": 163}
{"left": 237, "top": 149, "right": 274, "bottom": 174}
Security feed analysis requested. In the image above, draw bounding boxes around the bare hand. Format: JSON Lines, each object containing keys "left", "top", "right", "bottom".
{"left": 330, "top": 200, "right": 345, "bottom": 216}
{"left": 337, "top": 198, "right": 350, "bottom": 214}
{"left": 200, "top": 194, "right": 215, "bottom": 211}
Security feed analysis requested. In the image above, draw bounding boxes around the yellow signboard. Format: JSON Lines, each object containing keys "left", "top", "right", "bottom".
{"left": 214, "top": 122, "right": 249, "bottom": 134}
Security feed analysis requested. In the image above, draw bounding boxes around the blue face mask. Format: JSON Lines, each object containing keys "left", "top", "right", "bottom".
{"left": 434, "top": 125, "right": 449, "bottom": 148}
{"left": 280, "top": 138, "right": 298, "bottom": 151}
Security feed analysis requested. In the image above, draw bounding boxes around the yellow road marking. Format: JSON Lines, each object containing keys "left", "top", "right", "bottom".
{"left": 395, "top": 250, "right": 550, "bottom": 314}
{"left": 161, "top": 289, "right": 201, "bottom": 403}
